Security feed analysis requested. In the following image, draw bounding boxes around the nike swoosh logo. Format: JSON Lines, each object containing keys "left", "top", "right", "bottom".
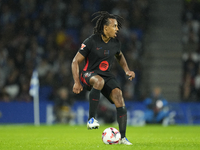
{"left": 96, "top": 47, "right": 102, "bottom": 50}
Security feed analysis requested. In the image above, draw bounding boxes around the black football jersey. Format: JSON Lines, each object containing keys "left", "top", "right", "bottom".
{"left": 78, "top": 34, "right": 121, "bottom": 77}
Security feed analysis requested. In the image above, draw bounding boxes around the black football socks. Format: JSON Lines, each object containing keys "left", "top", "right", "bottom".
{"left": 116, "top": 106, "right": 127, "bottom": 138}
{"left": 89, "top": 88, "right": 101, "bottom": 119}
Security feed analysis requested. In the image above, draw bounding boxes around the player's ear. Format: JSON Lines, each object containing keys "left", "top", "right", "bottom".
{"left": 104, "top": 25, "right": 107, "bottom": 31}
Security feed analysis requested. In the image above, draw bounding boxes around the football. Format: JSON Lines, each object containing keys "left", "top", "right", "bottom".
{"left": 102, "top": 127, "right": 121, "bottom": 145}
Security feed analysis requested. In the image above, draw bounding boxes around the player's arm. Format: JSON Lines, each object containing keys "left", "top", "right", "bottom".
{"left": 71, "top": 52, "right": 85, "bottom": 94}
{"left": 115, "top": 51, "right": 135, "bottom": 81}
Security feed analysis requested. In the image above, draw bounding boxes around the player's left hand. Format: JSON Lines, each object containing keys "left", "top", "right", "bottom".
{"left": 126, "top": 71, "right": 135, "bottom": 81}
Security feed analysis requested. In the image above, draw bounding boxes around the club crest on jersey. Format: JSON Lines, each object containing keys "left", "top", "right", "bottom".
{"left": 99, "top": 61, "right": 109, "bottom": 71}
{"left": 80, "top": 44, "right": 86, "bottom": 50}
{"left": 104, "top": 50, "right": 110, "bottom": 55}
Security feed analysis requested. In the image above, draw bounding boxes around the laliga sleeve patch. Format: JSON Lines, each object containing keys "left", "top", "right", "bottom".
{"left": 99, "top": 61, "right": 109, "bottom": 71}
{"left": 80, "top": 44, "right": 86, "bottom": 50}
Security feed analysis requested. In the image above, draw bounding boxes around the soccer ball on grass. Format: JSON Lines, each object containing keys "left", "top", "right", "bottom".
{"left": 102, "top": 127, "right": 121, "bottom": 145}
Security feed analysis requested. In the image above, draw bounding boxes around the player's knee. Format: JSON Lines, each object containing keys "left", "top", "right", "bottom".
{"left": 111, "top": 88, "right": 125, "bottom": 107}
{"left": 113, "top": 88, "right": 123, "bottom": 97}
{"left": 92, "top": 76, "right": 105, "bottom": 89}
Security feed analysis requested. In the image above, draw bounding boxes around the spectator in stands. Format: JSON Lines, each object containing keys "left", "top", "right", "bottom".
{"left": 143, "top": 87, "right": 173, "bottom": 125}
{"left": 16, "top": 81, "right": 32, "bottom": 102}
{"left": 3, "top": 69, "right": 20, "bottom": 101}
{"left": 53, "top": 87, "right": 75, "bottom": 124}
{"left": 181, "top": 72, "right": 195, "bottom": 101}
{"left": 194, "top": 69, "right": 200, "bottom": 101}
{"left": 181, "top": 0, "right": 200, "bottom": 101}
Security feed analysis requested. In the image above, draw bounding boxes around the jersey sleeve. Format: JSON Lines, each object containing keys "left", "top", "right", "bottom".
{"left": 78, "top": 37, "right": 92, "bottom": 57}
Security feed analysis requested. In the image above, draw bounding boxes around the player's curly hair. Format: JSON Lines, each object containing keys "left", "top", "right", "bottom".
{"left": 91, "top": 11, "right": 123, "bottom": 36}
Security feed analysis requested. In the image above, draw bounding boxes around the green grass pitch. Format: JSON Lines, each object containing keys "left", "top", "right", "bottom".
{"left": 0, "top": 124, "right": 200, "bottom": 150}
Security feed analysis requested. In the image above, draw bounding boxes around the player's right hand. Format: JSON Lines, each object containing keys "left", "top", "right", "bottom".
{"left": 73, "top": 82, "right": 83, "bottom": 94}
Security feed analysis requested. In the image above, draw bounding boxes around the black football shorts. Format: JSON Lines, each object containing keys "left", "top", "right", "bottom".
{"left": 80, "top": 71, "right": 121, "bottom": 103}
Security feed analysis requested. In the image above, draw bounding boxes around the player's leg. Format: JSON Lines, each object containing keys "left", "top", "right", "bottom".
{"left": 109, "top": 88, "right": 126, "bottom": 136}
{"left": 101, "top": 78, "right": 132, "bottom": 145}
{"left": 88, "top": 75, "right": 104, "bottom": 119}
{"left": 87, "top": 75, "right": 104, "bottom": 129}
{"left": 81, "top": 71, "right": 105, "bottom": 129}
{"left": 101, "top": 79, "right": 127, "bottom": 138}
{"left": 110, "top": 88, "right": 132, "bottom": 145}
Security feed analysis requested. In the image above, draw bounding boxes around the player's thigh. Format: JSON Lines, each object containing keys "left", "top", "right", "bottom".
{"left": 81, "top": 71, "right": 98, "bottom": 90}
{"left": 81, "top": 71, "right": 105, "bottom": 90}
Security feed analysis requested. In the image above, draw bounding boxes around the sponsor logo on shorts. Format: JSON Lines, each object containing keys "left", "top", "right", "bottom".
{"left": 84, "top": 71, "right": 94, "bottom": 78}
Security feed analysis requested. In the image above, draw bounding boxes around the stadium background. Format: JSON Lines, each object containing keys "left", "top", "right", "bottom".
{"left": 0, "top": 0, "right": 200, "bottom": 125}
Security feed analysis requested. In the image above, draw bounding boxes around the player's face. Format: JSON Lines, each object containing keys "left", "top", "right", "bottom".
{"left": 105, "top": 18, "right": 119, "bottom": 38}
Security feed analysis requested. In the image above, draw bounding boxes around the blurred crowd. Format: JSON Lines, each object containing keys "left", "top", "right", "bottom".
{"left": 0, "top": 0, "right": 149, "bottom": 102}
{"left": 181, "top": 0, "right": 200, "bottom": 102}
